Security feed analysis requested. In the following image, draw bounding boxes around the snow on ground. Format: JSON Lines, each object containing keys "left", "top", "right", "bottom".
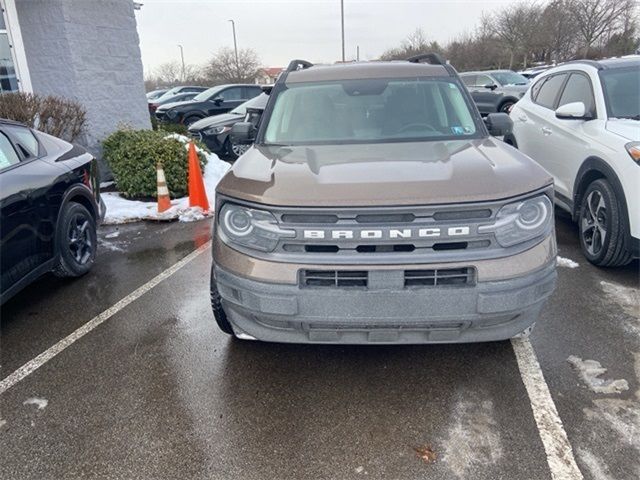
{"left": 102, "top": 135, "right": 230, "bottom": 225}
{"left": 23, "top": 397, "right": 49, "bottom": 410}
{"left": 600, "top": 281, "right": 640, "bottom": 320}
{"left": 557, "top": 256, "right": 579, "bottom": 268}
{"left": 567, "top": 356, "right": 629, "bottom": 394}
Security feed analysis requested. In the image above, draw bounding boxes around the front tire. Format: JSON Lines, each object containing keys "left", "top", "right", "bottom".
{"left": 210, "top": 268, "right": 234, "bottom": 335}
{"left": 579, "top": 179, "right": 632, "bottom": 267}
{"left": 499, "top": 100, "right": 515, "bottom": 113}
{"left": 53, "top": 203, "right": 97, "bottom": 277}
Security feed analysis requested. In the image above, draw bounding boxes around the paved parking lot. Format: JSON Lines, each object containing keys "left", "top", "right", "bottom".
{"left": 1, "top": 213, "right": 638, "bottom": 480}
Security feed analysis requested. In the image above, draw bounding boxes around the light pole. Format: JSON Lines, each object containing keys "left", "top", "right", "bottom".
{"left": 177, "top": 44, "right": 185, "bottom": 82}
{"left": 340, "top": 0, "right": 345, "bottom": 62}
{"left": 228, "top": 19, "right": 239, "bottom": 78}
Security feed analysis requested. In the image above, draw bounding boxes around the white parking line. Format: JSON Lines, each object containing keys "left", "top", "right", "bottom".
{"left": 0, "top": 242, "right": 211, "bottom": 395}
{"left": 511, "top": 338, "right": 583, "bottom": 480}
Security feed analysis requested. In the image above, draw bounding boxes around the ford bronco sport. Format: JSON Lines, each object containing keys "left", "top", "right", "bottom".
{"left": 210, "top": 54, "right": 557, "bottom": 344}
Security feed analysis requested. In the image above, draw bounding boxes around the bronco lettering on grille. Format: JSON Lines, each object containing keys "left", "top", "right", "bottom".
{"left": 302, "top": 226, "right": 471, "bottom": 240}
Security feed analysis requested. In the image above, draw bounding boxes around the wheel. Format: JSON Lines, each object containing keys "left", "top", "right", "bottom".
{"left": 210, "top": 267, "right": 235, "bottom": 335}
{"left": 578, "top": 179, "right": 633, "bottom": 267}
{"left": 499, "top": 101, "right": 515, "bottom": 113}
{"left": 52, "top": 202, "right": 97, "bottom": 277}
{"left": 225, "top": 138, "right": 249, "bottom": 161}
{"left": 183, "top": 115, "right": 202, "bottom": 127}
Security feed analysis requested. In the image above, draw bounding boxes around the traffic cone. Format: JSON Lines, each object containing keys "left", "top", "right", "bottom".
{"left": 187, "top": 142, "right": 209, "bottom": 211}
{"left": 156, "top": 163, "right": 172, "bottom": 213}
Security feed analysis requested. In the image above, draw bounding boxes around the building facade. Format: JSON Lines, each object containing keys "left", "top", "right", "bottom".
{"left": 0, "top": 0, "right": 150, "bottom": 176}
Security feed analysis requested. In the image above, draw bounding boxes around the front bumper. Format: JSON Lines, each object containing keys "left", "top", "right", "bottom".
{"left": 213, "top": 260, "right": 557, "bottom": 344}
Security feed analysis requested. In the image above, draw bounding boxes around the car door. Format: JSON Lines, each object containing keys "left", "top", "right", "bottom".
{"left": 538, "top": 72, "right": 598, "bottom": 198}
{"left": 206, "top": 86, "right": 245, "bottom": 115}
{"left": 469, "top": 74, "right": 499, "bottom": 114}
{"left": 515, "top": 73, "right": 569, "bottom": 181}
{"left": 0, "top": 129, "right": 41, "bottom": 296}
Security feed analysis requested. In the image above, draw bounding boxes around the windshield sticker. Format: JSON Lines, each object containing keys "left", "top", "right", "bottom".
{"left": 451, "top": 126, "right": 465, "bottom": 135}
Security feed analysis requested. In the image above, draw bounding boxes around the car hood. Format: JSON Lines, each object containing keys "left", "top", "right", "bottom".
{"left": 190, "top": 113, "right": 242, "bottom": 131}
{"left": 605, "top": 119, "right": 640, "bottom": 141}
{"left": 217, "top": 137, "right": 553, "bottom": 207}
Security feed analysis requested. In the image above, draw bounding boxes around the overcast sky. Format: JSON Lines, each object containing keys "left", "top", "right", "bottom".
{"left": 136, "top": 0, "right": 523, "bottom": 74}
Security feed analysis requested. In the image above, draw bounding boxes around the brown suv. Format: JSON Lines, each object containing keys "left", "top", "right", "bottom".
{"left": 210, "top": 54, "right": 557, "bottom": 344}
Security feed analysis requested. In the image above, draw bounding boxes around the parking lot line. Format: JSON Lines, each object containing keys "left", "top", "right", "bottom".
{"left": 0, "top": 242, "right": 211, "bottom": 396}
{"left": 512, "top": 338, "right": 583, "bottom": 480}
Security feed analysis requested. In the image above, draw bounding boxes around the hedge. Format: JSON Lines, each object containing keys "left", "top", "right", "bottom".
{"left": 103, "top": 129, "right": 207, "bottom": 199}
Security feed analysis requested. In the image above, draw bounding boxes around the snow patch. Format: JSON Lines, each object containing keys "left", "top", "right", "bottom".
{"left": 567, "top": 356, "right": 629, "bottom": 394}
{"left": 557, "top": 256, "right": 579, "bottom": 268}
{"left": 600, "top": 281, "right": 639, "bottom": 319}
{"left": 354, "top": 466, "right": 364, "bottom": 474}
{"left": 577, "top": 448, "right": 616, "bottom": 480}
{"left": 0, "top": 418, "right": 6, "bottom": 429}
{"left": 442, "top": 394, "right": 502, "bottom": 478}
{"left": 104, "top": 231, "right": 120, "bottom": 239}
{"left": 23, "top": 397, "right": 48, "bottom": 410}
{"left": 102, "top": 135, "right": 230, "bottom": 225}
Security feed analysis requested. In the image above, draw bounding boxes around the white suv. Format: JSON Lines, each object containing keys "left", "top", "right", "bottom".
{"left": 507, "top": 57, "right": 639, "bottom": 266}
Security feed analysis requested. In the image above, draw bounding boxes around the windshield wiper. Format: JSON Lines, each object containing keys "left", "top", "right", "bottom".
{"left": 611, "top": 114, "right": 640, "bottom": 120}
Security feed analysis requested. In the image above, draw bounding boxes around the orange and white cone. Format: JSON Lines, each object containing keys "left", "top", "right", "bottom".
{"left": 156, "top": 163, "right": 172, "bottom": 213}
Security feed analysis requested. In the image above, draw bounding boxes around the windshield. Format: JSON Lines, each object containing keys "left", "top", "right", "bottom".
{"left": 491, "top": 71, "right": 528, "bottom": 86}
{"left": 263, "top": 78, "right": 479, "bottom": 146}
{"left": 600, "top": 66, "right": 640, "bottom": 119}
{"left": 231, "top": 93, "right": 269, "bottom": 115}
{"left": 192, "top": 86, "right": 224, "bottom": 102}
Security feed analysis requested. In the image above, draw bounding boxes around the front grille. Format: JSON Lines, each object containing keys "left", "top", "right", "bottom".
{"left": 301, "top": 270, "right": 368, "bottom": 288}
{"left": 404, "top": 267, "right": 476, "bottom": 287}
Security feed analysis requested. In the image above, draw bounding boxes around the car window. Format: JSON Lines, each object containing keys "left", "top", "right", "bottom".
{"left": 219, "top": 87, "right": 243, "bottom": 101}
{"left": 231, "top": 93, "right": 269, "bottom": 115}
{"left": 461, "top": 75, "right": 475, "bottom": 87}
{"left": 0, "top": 132, "right": 21, "bottom": 169}
{"left": 530, "top": 76, "right": 547, "bottom": 100}
{"left": 4, "top": 125, "right": 39, "bottom": 157}
{"left": 244, "top": 86, "right": 262, "bottom": 99}
{"left": 264, "top": 77, "right": 479, "bottom": 145}
{"left": 557, "top": 73, "right": 595, "bottom": 115}
{"left": 600, "top": 66, "right": 640, "bottom": 119}
{"left": 475, "top": 74, "right": 493, "bottom": 87}
{"left": 491, "top": 71, "right": 528, "bottom": 86}
{"left": 534, "top": 73, "right": 567, "bottom": 109}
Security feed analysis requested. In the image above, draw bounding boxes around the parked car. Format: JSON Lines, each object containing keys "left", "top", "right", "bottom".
{"left": 155, "top": 84, "right": 262, "bottom": 126}
{"left": 158, "top": 85, "right": 207, "bottom": 98}
{"left": 506, "top": 57, "right": 639, "bottom": 266}
{"left": 146, "top": 88, "right": 168, "bottom": 100}
{"left": 0, "top": 119, "right": 104, "bottom": 304}
{"left": 210, "top": 54, "right": 557, "bottom": 343}
{"left": 148, "top": 91, "right": 198, "bottom": 115}
{"left": 460, "top": 70, "right": 529, "bottom": 114}
{"left": 519, "top": 65, "right": 554, "bottom": 80}
{"left": 188, "top": 93, "right": 269, "bottom": 160}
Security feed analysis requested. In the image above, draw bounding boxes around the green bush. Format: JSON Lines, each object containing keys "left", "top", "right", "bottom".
{"left": 157, "top": 121, "right": 189, "bottom": 136}
{"left": 103, "top": 129, "right": 207, "bottom": 199}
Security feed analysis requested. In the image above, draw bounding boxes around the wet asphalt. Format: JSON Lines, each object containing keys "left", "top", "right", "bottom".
{"left": 0, "top": 212, "right": 638, "bottom": 480}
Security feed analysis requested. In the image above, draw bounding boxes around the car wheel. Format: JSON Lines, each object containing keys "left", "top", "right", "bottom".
{"left": 52, "top": 202, "right": 97, "bottom": 278}
{"left": 499, "top": 101, "right": 515, "bottom": 113}
{"left": 210, "top": 268, "right": 235, "bottom": 335}
{"left": 183, "top": 115, "right": 202, "bottom": 127}
{"left": 578, "top": 179, "right": 633, "bottom": 267}
{"left": 225, "top": 138, "right": 249, "bottom": 161}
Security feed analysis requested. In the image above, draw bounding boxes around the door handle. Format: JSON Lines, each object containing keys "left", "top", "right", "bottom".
{"left": 518, "top": 115, "right": 528, "bottom": 122}
{"left": 541, "top": 127, "right": 552, "bottom": 136}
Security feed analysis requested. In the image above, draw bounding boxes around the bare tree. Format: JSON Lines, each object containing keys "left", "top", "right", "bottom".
{"left": 571, "top": 0, "right": 635, "bottom": 57}
{"left": 538, "top": 0, "right": 579, "bottom": 63}
{"left": 206, "top": 47, "right": 261, "bottom": 84}
{"left": 380, "top": 28, "right": 443, "bottom": 61}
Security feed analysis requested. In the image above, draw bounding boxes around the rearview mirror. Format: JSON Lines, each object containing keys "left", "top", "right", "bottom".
{"left": 231, "top": 122, "right": 256, "bottom": 144}
{"left": 484, "top": 113, "right": 513, "bottom": 137}
{"left": 213, "top": 96, "right": 223, "bottom": 106}
{"left": 555, "top": 102, "right": 590, "bottom": 120}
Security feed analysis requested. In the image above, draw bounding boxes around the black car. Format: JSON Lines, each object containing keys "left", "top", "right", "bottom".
{"left": 148, "top": 91, "right": 198, "bottom": 115}
{"left": 155, "top": 84, "right": 262, "bottom": 127}
{"left": 459, "top": 70, "right": 529, "bottom": 114}
{"left": 0, "top": 119, "right": 104, "bottom": 304}
{"left": 188, "top": 93, "right": 268, "bottom": 159}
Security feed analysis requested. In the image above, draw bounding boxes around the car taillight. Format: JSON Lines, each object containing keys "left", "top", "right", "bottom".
{"left": 149, "top": 104, "right": 158, "bottom": 112}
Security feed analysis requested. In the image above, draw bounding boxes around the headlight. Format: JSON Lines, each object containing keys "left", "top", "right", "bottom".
{"left": 204, "top": 125, "right": 231, "bottom": 136}
{"left": 625, "top": 142, "right": 640, "bottom": 163}
{"left": 218, "top": 203, "right": 295, "bottom": 252}
{"left": 479, "top": 194, "right": 553, "bottom": 247}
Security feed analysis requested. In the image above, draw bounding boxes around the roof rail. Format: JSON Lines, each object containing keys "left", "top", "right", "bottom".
{"left": 406, "top": 53, "right": 445, "bottom": 66}
{"left": 563, "top": 59, "right": 604, "bottom": 70}
{"left": 285, "top": 59, "right": 313, "bottom": 73}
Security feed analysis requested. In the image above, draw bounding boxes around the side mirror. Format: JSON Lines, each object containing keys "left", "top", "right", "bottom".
{"left": 484, "top": 84, "right": 498, "bottom": 91}
{"left": 230, "top": 122, "right": 256, "bottom": 144}
{"left": 484, "top": 112, "right": 513, "bottom": 137}
{"left": 555, "top": 102, "right": 590, "bottom": 120}
{"left": 213, "top": 96, "right": 223, "bottom": 106}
